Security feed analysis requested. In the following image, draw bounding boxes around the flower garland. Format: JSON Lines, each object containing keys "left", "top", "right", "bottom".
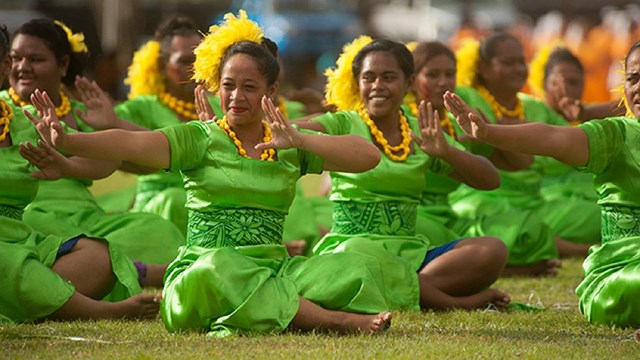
{"left": 193, "top": 10, "right": 263, "bottom": 94}
{"left": 8, "top": 87, "right": 71, "bottom": 118}
{"left": 476, "top": 86, "right": 524, "bottom": 120}
{"left": 217, "top": 116, "right": 275, "bottom": 161}
{"left": 0, "top": 99, "right": 14, "bottom": 142}
{"left": 455, "top": 38, "right": 481, "bottom": 88}
{"left": 125, "top": 40, "right": 164, "bottom": 99}
{"left": 358, "top": 104, "right": 411, "bottom": 162}
{"left": 407, "top": 101, "right": 455, "bottom": 138}
{"left": 528, "top": 41, "right": 566, "bottom": 98}
{"left": 54, "top": 20, "right": 88, "bottom": 54}
{"left": 159, "top": 91, "right": 197, "bottom": 120}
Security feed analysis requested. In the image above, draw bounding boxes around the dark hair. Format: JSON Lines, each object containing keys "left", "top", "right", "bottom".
{"left": 0, "top": 24, "right": 9, "bottom": 57}
{"left": 154, "top": 16, "right": 201, "bottom": 66}
{"left": 352, "top": 39, "right": 414, "bottom": 80}
{"left": 412, "top": 41, "right": 455, "bottom": 74}
{"left": 13, "top": 19, "right": 89, "bottom": 86}
{"left": 544, "top": 48, "right": 583, "bottom": 81}
{"left": 219, "top": 40, "right": 280, "bottom": 86}
{"left": 626, "top": 40, "right": 640, "bottom": 68}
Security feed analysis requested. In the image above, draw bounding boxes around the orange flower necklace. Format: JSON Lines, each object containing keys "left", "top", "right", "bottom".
{"left": 9, "top": 87, "right": 71, "bottom": 118}
{"left": 407, "top": 101, "right": 455, "bottom": 138}
{"left": 0, "top": 99, "right": 14, "bottom": 142}
{"left": 159, "top": 91, "right": 197, "bottom": 120}
{"left": 476, "top": 86, "right": 524, "bottom": 120}
{"left": 357, "top": 105, "right": 411, "bottom": 162}
{"left": 217, "top": 116, "right": 275, "bottom": 161}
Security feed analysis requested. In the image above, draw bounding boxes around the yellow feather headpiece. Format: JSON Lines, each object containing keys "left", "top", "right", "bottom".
{"left": 324, "top": 35, "right": 372, "bottom": 111}
{"left": 613, "top": 61, "right": 634, "bottom": 118}
{"left": 455, "top": 38, "right": 480, "bottom": 87}
{"left": 192, "top": 10, "right": 263, "bottom": 93}
{"left": 54, "top": 20, "right": 88, "bottom": 54}
{"left": 125, "top": 40, "right": 164, "bottom": 99}
{"left": 528, "top": 41, "right": 565, "bottom": 98}
{"left": 405, "top": 41, "right": 418, "bottom": 53}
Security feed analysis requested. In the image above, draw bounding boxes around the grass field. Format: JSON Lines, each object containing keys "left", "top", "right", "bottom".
{"left": 2, "top": 257, "right": 639, "bottom": 359}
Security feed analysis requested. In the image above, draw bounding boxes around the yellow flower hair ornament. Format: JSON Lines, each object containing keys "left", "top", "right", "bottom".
{"left": 192, "top": 10, "right": 263, "bottom": 93}
{"left": 455, "top": 38, "right": 480, "bottom": 87}
{"left": 54, "top": 20, "right": 88, "bottom": 54}
{"left": 324, "top": 35, "right": 372, "bottom": 111}
{"left": 125, "top": 40, "right": 164, "bottom": 99}
{"left": 405, "top": 41, "right": 418, "bottom": 53}
{"left": 613, "top": 61, "right": 634, "bottom": 118}
{"left": 528, "top": 41, "right": 565, "bottom": 98}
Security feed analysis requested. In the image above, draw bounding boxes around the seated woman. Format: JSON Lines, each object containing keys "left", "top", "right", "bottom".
{"left": 23, "top": 12, "right": 392, "bottom": 336}
{"left": 443, "top": 39, "right": 640, "bottom": 327}
{"left": 0, "top": 24, "right": 159, "bottom": 324}
{"left": 297, "top": 36, "right": 510, "bottom": 311}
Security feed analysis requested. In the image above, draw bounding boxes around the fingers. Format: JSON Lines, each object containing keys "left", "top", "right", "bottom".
{"left": 23, "top": 108, "right": 42, "bottom": 126}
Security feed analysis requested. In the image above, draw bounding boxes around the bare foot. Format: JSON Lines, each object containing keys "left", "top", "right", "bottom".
{"left": 451, "top": 289, "right": 511, "bottom": 311}
{"left": 555, "top": 237, "right": 593, "bottom": 258}
{"left": 144, "top": 264, "right": 168, "bottom": 288}
{"left": 502, "top": 259, "right": 562, "bottom": 277}
{"left": 285, "top": 240, "right": 307, "bottom": 257}
{"left": 340, "top": 312, "right": 392, "bottom": 334}
{"left": 112, "top": 293, "right": 161, "bottom": 319}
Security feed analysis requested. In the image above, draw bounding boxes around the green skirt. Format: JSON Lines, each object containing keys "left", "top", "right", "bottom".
{"left": 0, "top": 214, "right": 140, "bottom": 323}
{"left": 161, "top": 244, "right": 390, "bottom": 337}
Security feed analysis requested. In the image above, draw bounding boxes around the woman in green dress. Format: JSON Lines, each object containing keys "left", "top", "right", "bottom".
{"left": 24, "top": 12, "right": 392, "bottom": 336}
{"left": 443, "top": 39, "right": 640, "bottom": 327}
{"left": 3, "top": 18, "right": 184, "bottom": 266}
{"left": 0, "top": 23, "right": 159, "bottom": 324}
{"left": 298, "top": 37, "right": 510, "bottom": 311}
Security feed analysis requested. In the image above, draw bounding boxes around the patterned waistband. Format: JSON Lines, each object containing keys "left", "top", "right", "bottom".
{"left": 601, "top": 206, "right": 640, "bottom": 243}
{"left": 186, "top": 208, "right": 285, "bottom": 248}
{"left": 0, "top": 205, "right": 24, "bottom": 220}
{"left": 331, "top": 200, "right": 416, "bottom": 236}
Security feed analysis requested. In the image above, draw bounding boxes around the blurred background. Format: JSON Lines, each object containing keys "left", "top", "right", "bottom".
{"left": 1, "top": 0, "right": 639, "bottom": 103}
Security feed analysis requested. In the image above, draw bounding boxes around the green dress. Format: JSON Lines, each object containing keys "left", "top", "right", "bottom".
{"left": 311, "top": 110, "right": 456, "bottom": 311}
{"left": 575, "top": 117, "right": 640, "bottom": 327}
{"left": 158, "top": 121, "right": 390, "bottom": 337}
{"left": 0, "top": 100, "right": 140, "bottom": 323}
{"left": 0, "top": 93, "right": 186, "bottom": 265}
{"left": 114, "top": 95, "right": 223, "bottom": 235}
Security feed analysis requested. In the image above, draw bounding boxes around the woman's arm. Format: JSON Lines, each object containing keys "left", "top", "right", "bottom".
{"left": 445, "top": 91, "right": 589, "bottom": 167}
{"left": 260, "top": 96, "right": 380, "bottom": 173}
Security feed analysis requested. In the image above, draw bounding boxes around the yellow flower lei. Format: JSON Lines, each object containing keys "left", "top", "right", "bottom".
{"left": 125, "top": 40, "right": 164, "bottom": 99}
{"left": 528, "top": 41, "right": 565, "bottom": 98}
{"left": 193, "top": 10, "right": 263, "bottom": 94}
{"left": 455, "top": 38, "right": 481, "bottom": 87}
{"left": 217, "top": 116, "right": 275, "bottom": 161}
{"left": 54, "top": 20, "right": 88, "bottom": 53}
{"left": 407, "top": 101, "right": 455, "bottom": 138}
{"left": 476, "top": 86, "right": 524, "bottom": 120}
{"left": 324, "top": 35, "right": 373, "bottom": 111}
{"left": 613, "top": 61, "right": 634, "bottom": 118}
{"left": 159, "top": 92, "right": 197, "bottom": 120}
{"left": 9, "top": 87, "right": 71, "bottom": 118}
{"left": 0, "top": 99, "right": 14, "bottom": 142}
{"left": 358, "top": 104, "right": 412, "bottom": 162}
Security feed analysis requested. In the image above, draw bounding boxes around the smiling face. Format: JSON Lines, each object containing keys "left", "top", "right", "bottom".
{"left": 625, "top": 47, "right": 640, "bottom": 118}
{"left": 415, "top": 54, "right": 456, "bottom": 110}
{"left": 219, "top": 53, "right": 277, "bottom": 126}
{"left": 358, "top": 50, "right": 412, "bottom": 122}
{"left": 544, "top": 61, "right": 584, "bottom": 112}
{"left": 9, "top": 33, "right": 67, "bottom": 101}
{"left": 163, "top": 33, "right": 200, "bottom": 97}
{"left": 480, "top": 38, "right": 527, "bottom": 95}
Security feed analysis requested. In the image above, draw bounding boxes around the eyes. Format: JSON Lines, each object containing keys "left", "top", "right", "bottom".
{"left": 10, "top": 54, "right": 47, "bottom": 64}
{"left": 423, "top": 70, "right": 455, "bottom": 80}
{"left": 361, "top": 72, "right": 399, "bottom": 83}
{"left": 221, "top": 81, "right": 258, "bottom": 92}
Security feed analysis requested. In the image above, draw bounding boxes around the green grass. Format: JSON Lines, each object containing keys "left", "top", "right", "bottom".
{"left": 2, "top": 258, "right": 639, "bottom": 359}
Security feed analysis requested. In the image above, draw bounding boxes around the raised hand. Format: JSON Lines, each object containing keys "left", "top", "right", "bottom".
{"left": 23, "top": 89, "right": 68, "bottom": 148}
{"left": 444, "top": 91, "right": 488, "bottom": 140}
{"left": 553, "top": 74, "right": 582, "bottom": 122}
{"left": 257, "top": 95, "right": 304, "bottom": 150}
{"left": 411, "top": 100, "right": 450, "bottom": 157}
{"left": 194, "top": 85, "right": 216, "bottom": 121}
{"left": 74, "top": 76, "right": 119, "bottom": 130}
{"left": 18, "top": 140, "right": 68, "bottom": 180}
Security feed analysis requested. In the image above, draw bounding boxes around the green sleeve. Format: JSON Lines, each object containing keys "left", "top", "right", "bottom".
{"left": 209, "top": 95, "right": 225, "bottom": 119}
{"left": 577, "top": 118, "right": 626, "bottom": 175}
{"left": 115, "top": 96, "right": 156, "bottom": 129}
{"left": 158, "top": 121, "right": 212, "bottom": 171}
{"left": 310, "top": 111, "right": 353, "bottom": 135}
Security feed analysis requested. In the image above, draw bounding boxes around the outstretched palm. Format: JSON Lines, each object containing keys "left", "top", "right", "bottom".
{"left": 18, "top": 140, "right": 68, "bottom": 180}
{"left": 23, "top": 89, "right": 69, "bottom": 148}
{"left": 411, "top": 100, "right": 450, "bottom": 158}
{"left": 74, "top": 76, "right": 119, "bottom": 130}
{"left": 257, "top": 95, "right": 303, "bottom": 150}
{"left": 444, "top": 91, "right": 488, "bottom": 140}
